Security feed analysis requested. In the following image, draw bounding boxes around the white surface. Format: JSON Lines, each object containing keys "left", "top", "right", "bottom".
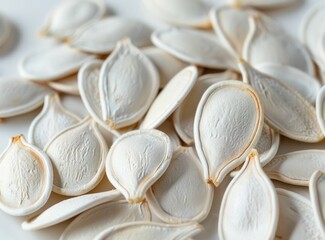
{"left": 0, "top": 0, "right": 324, "bottom": 239}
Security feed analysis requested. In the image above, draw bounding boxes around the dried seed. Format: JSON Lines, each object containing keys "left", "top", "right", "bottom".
{"left": 147, "top": 147, "right": 214, "bottom": 223}
{"left": 0, "top": 135, "right": 53, "bottom": 216}
{"left": 60, "top": 200, "right": 151, "bottom": 240}
{"left": 19, "top": 43, "right": 94, "bottom": 81}
{"left": 157, "top": 120, "right": 181, "bottom": 151}
{"left": 69, "top": 17, "right": 152, "bottom": 54}
{"left": 106, "top": 129, "right": 172, "bottom": 203}
{"left": 264, "top": 150, "right": 325, "bottom": 186}
{"left": 22, "top": 189, "right": 122, "bottom": 230}
{"left": 94, "top": 221, "right": 202, "bottom": 240}
{"left": 99, "top": 39, "right": 159, "bottom": 129}
{"left": 173, "top": 71, "right": 239, "bottom": 145}
{"left": 40, "top": 0, "right": 106, "bottom": 39}
{"left": 44, "top": 116, "right": 108, "bottom": 196}
{"left": 48, "top": 75, "right": 79, "bottom": 95}
{"left": 151, "top": 28, "right": 237, "bottom": 70}
{"left": 240, "top": 60, "right": 323, "bottom": 143}
{"left": 218, "top": 150, "right": 278, "bottom": 240}
{"left": 194, "top": 80, "right": 263, "bottom": 186}
{"left": 28, "top": 94, "right": 80, "bottom": 149}
{"left": 140, "top": 66, "right": 198, "bottom": 130}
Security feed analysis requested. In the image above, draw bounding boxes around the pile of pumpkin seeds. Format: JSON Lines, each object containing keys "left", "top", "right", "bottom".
{"left": 1, "top": 0, "right": 325, "bottom": 239}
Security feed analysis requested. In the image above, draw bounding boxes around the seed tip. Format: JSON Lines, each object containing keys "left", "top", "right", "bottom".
{"left": 128, "top": 197, "right": 144, "bottom": 204}
{"left": 11, "top": 135, "right": 23, "bottom": 143}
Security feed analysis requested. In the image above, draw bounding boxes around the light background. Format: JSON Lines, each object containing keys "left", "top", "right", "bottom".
{"left": 0, "top": 0, "right": 324, "bottom": 239}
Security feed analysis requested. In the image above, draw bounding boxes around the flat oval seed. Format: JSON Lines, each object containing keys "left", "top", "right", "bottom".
{"left": 147, "top": 147, "right": 214, "bottom": 223}
{"left": 264, "top": 150, "right": 325, "bottom": 186}
{"left": 0, "top": 135, "right": 53, "bottom": 216}
{"left": 143, "top": 47, "right": 188, "bottom": 88}
{"left": 69, "top": 17, "right": 152, "bottom": 54}
{"left": 44, "top": 116, "right": 108, "bottom": 196}
{"left": 22, "top": 190, "right": 122, "bottom": 230}
{"left": 28, "top": 94, "right": 81, "bottom": 149}
{"left": 143, "top": 0, "right": 210, "bottom": 28}
{"left": 99, "top": 39, "right": 159, "bottom": 129}
{"left": 256, "top": 124, "right": 280, "bottom": 167}
{"left": 40, "top": 0, "right": 106, "bottom": 39}
{"left": 19, "top": 43, "right": 94, "bottom": 81}
{"left": 106, "top": 129, "right": 173, "bottom": 203}
{"left": 140, "top": 66, "right": 198, "bottom": 130}
{"left": 239, "top": 60, "right": 323, "bottom": 143}
{"left": 0, "top": 77, "right": 53, "bottom": 118}
{"left": 243, "top": 15, "right": 315, "bottom": 76}
{"left": 310, "top": 171, "right": 325, "bottom": 237}
{"left": 60, "top": 200, "right": 151, "bottom": 240}
{"left": 173, "top": 71, "right": 239, "bottom": 145}
{"left": 316, "top": 85, "right": 325, "bottom": 135}
{"left": 48, "top": 75, "right": 79, "bottom": 95}
{"left": 218, "top": 150, "right": 278, "bottom": 240}
{"left": 276, "top": 188, "right": 323, "bottom": 240}
{"left": 157, "top": 120, "right": 181, "bottom": 151}
{"left": 151, "top": 28, "right": 237, "bottom": 70}
{"left": 228, "top": 0, "right": 296, "bottom": 9}
{"left": 194, "top": 80, "right": 263, "bottom": 186}
{"left": 94, "top": 222, "right": 203, "bottom": 240}
{"left": 0, "top": 14, "right": 11, "bottom": 47}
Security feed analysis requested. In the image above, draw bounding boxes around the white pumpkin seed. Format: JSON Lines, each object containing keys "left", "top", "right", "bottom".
{"left": 0, "top": 14, "right": 11, "bottom": 47}
{"left": 316, "top": 86, "right": 325, "bottom": 135}
{"left": 256, "top": 63, "right": 321, "bottom": 104}
{"left": 218, "top": 150, "right": 278, "bottom": 240}
{"left": 0, "top": 135, "right": 53, "bottom": 216}
{"left": 94, "top": 221, "right": 203, "bottom": 240}
{"left": 106, "top": 129, "right": 172, "bottom": 203}
{"left": 143, "top": 47, "right": 188, "bottom": 88}
{"left": 19, "top": 43, "right": 94, "bottom": 81}
{"left": 151, "top": 28, "right": 237, "bottom": 70}
{"left": 143, "top": 0, "right": 210, "bottom": 28}
{"left": 22, "top": 189, "right": 122, "bottom": 230}
{"left": 194, "top": 80, "right": 263, "bottom": 186}
{"left": 69, "top": 17, "right": 152, "bottom": 54}
{"left": 48, "top": 75, "right": 79, "bottom": 95}
{"left": 243, "top": 15, "right": 315, "bottom": 76}
{"left": 40, "top": 0, "right": 106, "bottom": 39}
{"left": 173, "top": 71, "right": 238, "bottom": 145}
{"left": 28, "top": 94, "right": 81, "bottom": 149}
{"left": 264, "top": 150, "right": 325, "bottom": 186}
{"left": 157, "top": 120, "right": 181, "bottom": 151}
{"left": 99, "top": 39, "right": 159, "bottom": 129}
{"left": 147, "top": 147, "right": 214, "bottom": 223}
{"left": 239, "top": 60, "right": 323, "bottom": 143}
{"left": 227, "top": 0, "right": 296, "bottom": 9}
{"left": 276, "top": 188, "right": 323, "bottom": 240}
{"left": 60, "top": 200, "right": 151, "bottom": 240}
{"left": 0, "top": 77, "right": 53, "bottom": 118}
{"left": 44, "top": 116, "right": 108, "bottom": 196}
{"left": 256, "top": 123, "right": 280, "bottom": 167}
{"left": 140, "top": 66, "right": 198, "bottom": 130}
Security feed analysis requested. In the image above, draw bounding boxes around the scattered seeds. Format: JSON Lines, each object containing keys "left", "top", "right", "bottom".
{"left": 157, "top": 120, "right": 181, "bottom": 151}
{"left": 48, "top": 75, "right": 79, "bottom": 95}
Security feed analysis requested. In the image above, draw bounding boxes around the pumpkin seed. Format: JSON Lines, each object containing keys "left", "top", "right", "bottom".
{"left": 28, "top": 94, "right": 80, "bottom": 149}
{"left": 0, "top": 77, "right": 53, "bottom": 119}
{"left": 40, "top": 0, "right": 106, "bottom": 40}
{"left": 239, "top": 60, "right": 323, "bottom": 143}
{"left": 0, "top": 14, "right": 11, "bottom": 47}
{"left": 173, "top": 71, "right": 239, "bottom": 145}
{"left": 143, "top": 47, "right": 188, "bottom": 88}
{"left": 106, "top": 129, "right": 172, "bottom": 203}
{"left": 0, "top": 135, "right": 53, "bottom": 216}
{"left": 264, "top": 150, "right": 325, "bottom": 186}
{"left": 69, "top": 17, "right": 151, "bottom": 54}
{"left": 19, "top": 43, "right": 94, "bottom": 81}
{"left": 243, "top": 15, "right": 315, "bottom": 76}
{"left": 227, "top": 0, "right": 296, "bottom": 9}
{"left": 147, "top": 147, "right": 214, "bottom": 223}
{"left": 44, "top": 116, "right": 108, "bottom": 196}
{"left": 151, "top": 28, "right": 237, "bottom": 70}
{"left": 275, "top": 188, "right": 323, "bottom": 240}
{"left": 60, "top": 200, "right": 151, "bottom": 240}
{"left": 94, "top": 221, "right": 203, "bottom": 240}
{"left": 218, "top": 150, "right": 278, "bottom": 240}
{"left": 140, "top": 66, "right": 198, "bottom": 130}
{"left": 157, "top": 120, "right": 181, "bottom": 151}
{"left": 22, "top": 189, "right": 122, "bottom": 230}
{"left": 99, "top": 39, "right": 159, "bottom": 129}
{"left": 256, "top": 63, "right": 321, "bottom": 104}
{"left": 143, "top": 0, "right": 210, "bottom": 28}
{"left": 194, "top": 80, "right": 263, "bottom": 186}
{"left": 48, "top": 75, "right": 79, "bottom": 95}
